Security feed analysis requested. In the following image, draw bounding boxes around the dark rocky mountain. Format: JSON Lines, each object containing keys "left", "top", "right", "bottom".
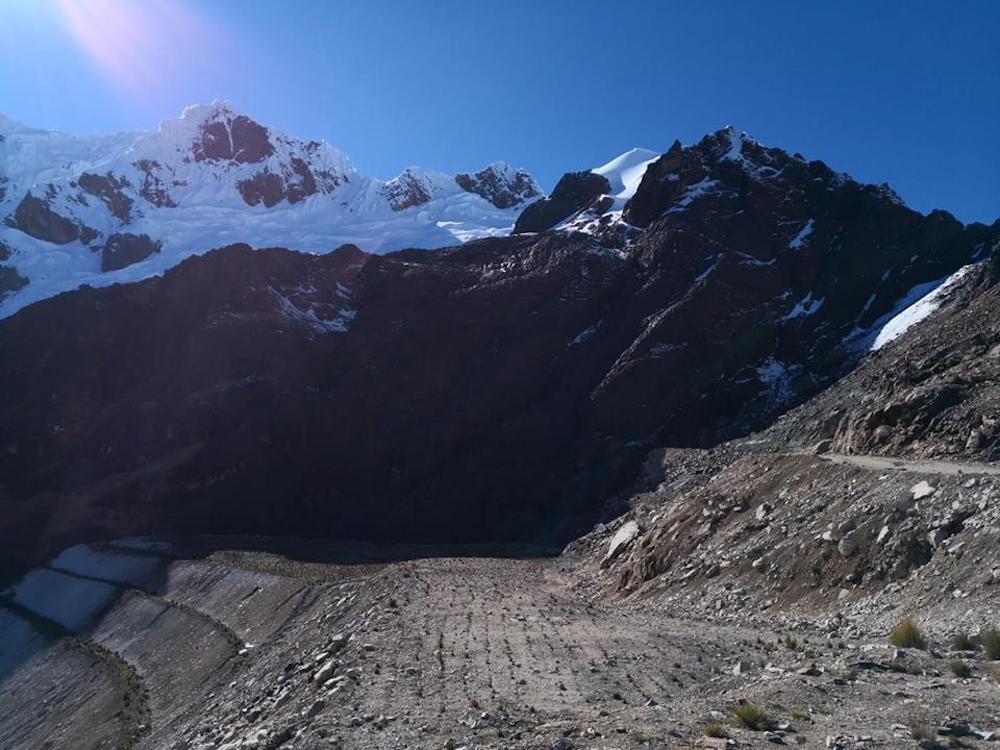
{"left": 0, "top": 127, "right": 991, "bottom": 577}
{"left": 513, "top": 171, "right": 611, "bottom": 233}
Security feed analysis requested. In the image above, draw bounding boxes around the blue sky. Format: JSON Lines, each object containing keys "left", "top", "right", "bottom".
{"left": 1, "top": 0, "right": 997, "bottom": 223}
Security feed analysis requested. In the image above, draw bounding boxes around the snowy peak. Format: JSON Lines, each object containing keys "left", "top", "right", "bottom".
{"left": 592, "top": 147, "right": 659, "bottom": 200}
{"left": 123, "top": 102, "right": 357, "bottom": 209}
{"left": 0, "top": 103, "right": 543, "bottom": 318}
{"left": 380, "top": 167, "right": 454, "bottom": 211}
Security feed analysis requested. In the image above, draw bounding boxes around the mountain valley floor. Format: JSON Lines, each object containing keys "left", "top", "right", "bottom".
{"left": 3, "top": 446, "right": 1000, "bottom": 750}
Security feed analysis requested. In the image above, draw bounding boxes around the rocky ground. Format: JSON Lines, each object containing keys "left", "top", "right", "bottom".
{"left": 3, "top": 448, "right": 1000, "bottom": 750}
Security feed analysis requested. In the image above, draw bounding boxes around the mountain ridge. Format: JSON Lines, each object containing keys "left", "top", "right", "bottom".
{"left": 0, "top": 101, "right": 541, "bottom": 318}
{"left": 0, "top": 108, "right": 995, "bottom": 576}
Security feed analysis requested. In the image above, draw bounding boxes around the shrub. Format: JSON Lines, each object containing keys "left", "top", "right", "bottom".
{"left": 791, "top": 708, "right": 811, "bottom": 722}
{"left": 703, "top": 723, "right": 728, "bottom": 738}
{"left": 981, "top": 628, "right": 1000, "bottom": 660}
{"left": 949, "top": 660, "right": 972, "bottom": 678}
{"left": 909, "top": 721, "right": 935, "bottom": 742}
{"left": 732, "top": 703, "right": 776, "bottom": 731}
{"left": 952, "top": 632, "right": 975, "bottom": 651}
{"left": 890, "top": 618, "right": 928, "bottom": 649}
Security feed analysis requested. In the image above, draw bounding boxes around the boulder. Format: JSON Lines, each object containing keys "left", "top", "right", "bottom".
{"left": 101, "top": 233, "right": 162, "bottom": 272}
{"left": 601, "top": 520, "right": 640, "bottom": 568}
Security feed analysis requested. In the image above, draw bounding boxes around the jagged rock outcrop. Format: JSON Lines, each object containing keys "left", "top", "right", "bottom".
{"left": 134, "top": 159, "right": 177, "bottom": 208}
{"left": 100, "top": 233, "right": 162, "bottom": 272}
{"left": 192, "top": 112, "right": 274, "bottom": 164}
{"left": 5, "top": 194, "right": 82, "bottom": 245}
{"left": 381, "top": 168, "right": 439, "bottom": 211}
{"left": 237, "top": 157, "right": 320, "bottom": 207}
{"left": 513, "top": 171, "right": 611, "bottom": 233}
{"left": 455, "top": 163, "right": 541, "bottom": 208}
{"left": 78, "top": 172, "right": 134, "bottom": 222}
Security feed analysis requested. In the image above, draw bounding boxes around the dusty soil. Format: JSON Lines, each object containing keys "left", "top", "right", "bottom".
{"left": 2, "top": 517, "right": 1000, "bottom": 750}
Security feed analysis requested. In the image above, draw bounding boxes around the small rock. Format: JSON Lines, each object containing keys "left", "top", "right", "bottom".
{"left": 838, "top": 537, "right": 858, "bottom": 557}
{"left": 303, "top": 698, "right": 326, "bottom": 719}
{"left": 330, "top": 632, "right": 351, "bottom": 652}
{"left": 313, "top": 660, "right": 337, "bottom": 683}
{"left": 911, "top": 481, "right": 936, "bottom": 500}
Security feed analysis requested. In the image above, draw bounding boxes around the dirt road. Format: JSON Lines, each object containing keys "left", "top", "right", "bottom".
{"left": 817, "top": 451, "right": 1000, "bottom": 476}
{"left": 3, "top": 542, "right": 1000, "bottom": 749}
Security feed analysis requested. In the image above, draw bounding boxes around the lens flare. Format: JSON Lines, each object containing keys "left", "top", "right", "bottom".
{"left": 55, "top": 0, "right": 225, "bottom": 97}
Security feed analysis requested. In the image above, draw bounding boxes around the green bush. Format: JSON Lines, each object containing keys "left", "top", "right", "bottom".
{"left": 703, "top": 723, "right": 728, "bottom": 739}
{"left": 949, "top": 660, "right": 972, "bottom": 678}
{"left": 732, "top": 703, "right": 776, "bottom": 731}
{"left": 909, "top": 721, "right": 935, "bottom": 742}
{"left": 890, "top": 618, "right": 928, "bottom": 649}
{"left": 981, "top": 628, "right": 1000, "bottom": 660}
{"left": 952, "top": 632, "right": 975, "bottom": 651}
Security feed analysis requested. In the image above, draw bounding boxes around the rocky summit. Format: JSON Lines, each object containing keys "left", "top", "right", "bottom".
{"left": 2, "top": 108, "right": 1000, "bottom": 750}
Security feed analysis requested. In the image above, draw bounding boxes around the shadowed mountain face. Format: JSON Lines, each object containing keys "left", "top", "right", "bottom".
{"left": 0, "top": 129, "right": 991, "bottom": 573}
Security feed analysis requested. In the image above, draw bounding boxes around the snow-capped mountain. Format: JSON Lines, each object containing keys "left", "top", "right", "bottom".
{"left": 0, "top": 102, "right": 541, "bottom": 317}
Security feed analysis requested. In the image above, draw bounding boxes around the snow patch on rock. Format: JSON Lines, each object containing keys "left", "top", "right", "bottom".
{"left": 870, "top": 264, "right": 976, "bottom": 350}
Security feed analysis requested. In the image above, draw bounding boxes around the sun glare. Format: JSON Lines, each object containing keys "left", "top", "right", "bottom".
{"left": 54, "top": 0, "right": 224, "bottom": 97}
